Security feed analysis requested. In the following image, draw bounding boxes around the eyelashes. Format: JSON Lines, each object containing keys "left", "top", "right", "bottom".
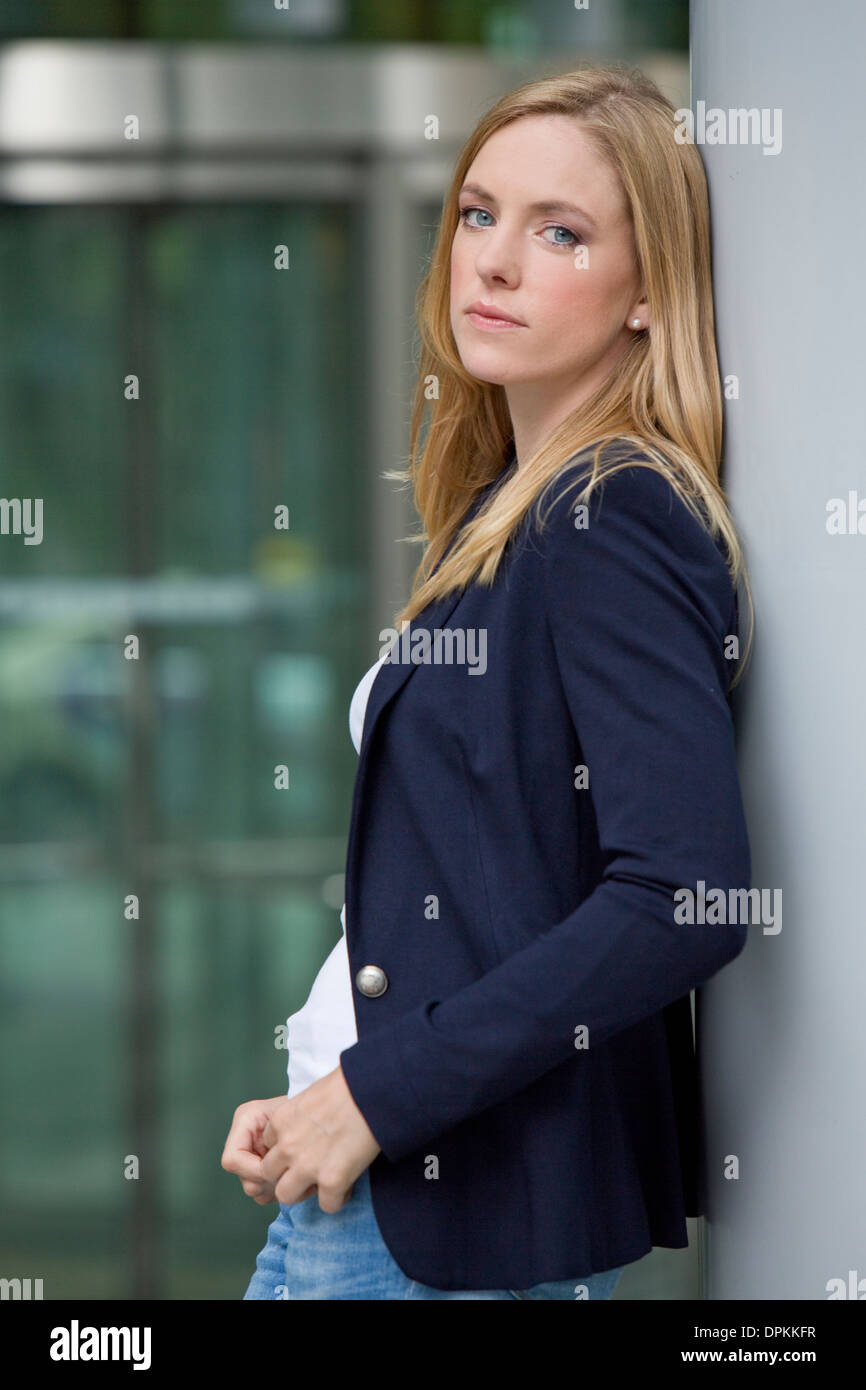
{"left": 457, "top": 206, "right": 584, "bottom": 249}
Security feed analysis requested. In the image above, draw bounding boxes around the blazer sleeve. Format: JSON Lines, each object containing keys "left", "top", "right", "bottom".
{"left": 339, "top": 461, "right": 752, "bottom": 1164}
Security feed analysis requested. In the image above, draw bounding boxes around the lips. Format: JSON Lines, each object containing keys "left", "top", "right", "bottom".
{"left": 466, "top": 301, "right": 526, "bottom": 326}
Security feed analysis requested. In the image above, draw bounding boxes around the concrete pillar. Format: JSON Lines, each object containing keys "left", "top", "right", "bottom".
{"left": 692, "top": 0, "right": 866, "bottom": 1300}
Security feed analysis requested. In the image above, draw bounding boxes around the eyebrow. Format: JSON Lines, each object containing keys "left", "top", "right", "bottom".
{"left": 458, "top": 182, "right": 598, "bottom": 231}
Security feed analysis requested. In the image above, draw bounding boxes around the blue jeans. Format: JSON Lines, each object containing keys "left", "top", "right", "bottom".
{"left": 243, "top": 1167, "right": 624, "bottom": 1300}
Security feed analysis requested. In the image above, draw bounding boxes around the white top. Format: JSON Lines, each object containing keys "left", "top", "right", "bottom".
{"left": 285, "top": 655, "right": 386, "bottom": 1098}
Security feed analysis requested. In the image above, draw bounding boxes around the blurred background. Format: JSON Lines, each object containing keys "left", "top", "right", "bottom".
{"left": 0, "top": 1, "right": 689, "bottom": 1298}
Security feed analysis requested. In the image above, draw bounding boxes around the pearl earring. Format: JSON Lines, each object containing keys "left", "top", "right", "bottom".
{"left": 632, "top": 319, "right": 641, "bottom": 329}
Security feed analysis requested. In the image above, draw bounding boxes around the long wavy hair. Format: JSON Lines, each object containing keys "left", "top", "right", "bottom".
{"left": 386, "top": 62, "right": 754, "bottom": 689}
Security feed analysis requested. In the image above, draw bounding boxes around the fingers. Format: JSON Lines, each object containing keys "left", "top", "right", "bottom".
{"left": 242, "top": 1177, "right": 278, "bottom": 1205}
{"left": 221, "top": 1098, "right": 285, "bottom": 1180}
{"left": 273, "top": 1162, "right": 314, "bottom": 1207}
{"left": 224, "top": 1150, "right": 268, "bottom": 1182}
{"left": 221, "top": 1137, "right": 268, "bottom": 1181}
{"left": 251, "top": 1130, "right": 271, "bottom": 1159}
{"left": 315, "top": 1177, "right": 353, "bottom": 1215}
{"left": 241, "top": 1177, "right": 271, "bottom": 1197}
{"left": 273, "top": 1162, "right": 348, "bottom": 1211}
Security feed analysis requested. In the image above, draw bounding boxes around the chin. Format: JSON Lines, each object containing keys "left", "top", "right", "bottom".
{"left": 461, "top": 362, "right": 513, "bottom": 387}
{"left": 456, "top": 343, "right": 520, "bottom": 384}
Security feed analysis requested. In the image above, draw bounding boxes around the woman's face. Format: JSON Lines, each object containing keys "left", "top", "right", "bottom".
{"left": 450, "top": 114, "right": 646, "bottom": 412}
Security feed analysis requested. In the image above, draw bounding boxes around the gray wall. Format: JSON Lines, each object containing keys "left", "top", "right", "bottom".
{"left": 692, "top": 0, "right": 866, "bottom": 1301}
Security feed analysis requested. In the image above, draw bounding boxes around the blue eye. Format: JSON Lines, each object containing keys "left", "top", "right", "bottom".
{"left": 457, "top": 207, "right": 582, "bottom": 248}
{"left": 543, "top": 225, "right": 581, "bottom": 247}
{"left": 458, "top": 207, "right": 494, "bottom": 229}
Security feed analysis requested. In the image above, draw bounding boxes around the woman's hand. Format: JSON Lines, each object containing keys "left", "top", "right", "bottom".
{"left": 221, "top": 1095, "right": 287, "bottom": 1205}
{"left": 258, "top": 1064, "right": 382, "bottom": 1213}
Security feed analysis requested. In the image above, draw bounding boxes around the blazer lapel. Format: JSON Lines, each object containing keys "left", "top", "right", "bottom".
{"left": 344, "top": 462, "right": 513, "bottom": 920}
{"left": 357, "top": 459, "right": 515, "bottom": 760}
{"left": 358, "top": 583, "right": 467, "bottom": 758}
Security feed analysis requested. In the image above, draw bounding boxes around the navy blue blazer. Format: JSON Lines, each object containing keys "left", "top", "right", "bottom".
{"left": 338, "top": 445, "right": 751, "bottom": 1291}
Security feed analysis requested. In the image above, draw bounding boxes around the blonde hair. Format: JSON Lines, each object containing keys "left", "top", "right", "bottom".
{"left": 387, "top": 62, "right": 754, "bottom": 689}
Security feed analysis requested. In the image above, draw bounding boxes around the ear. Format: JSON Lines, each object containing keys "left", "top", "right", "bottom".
{"left": 626, "top": 294, "right": 650, "bottom": 331}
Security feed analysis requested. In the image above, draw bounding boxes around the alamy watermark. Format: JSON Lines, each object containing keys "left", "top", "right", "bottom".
{"left": 674, "top": 102, "right": 782, "bottom": 156}
{"left": 0, "top": 497, "right": 42, "bottom": 544}
{"left": 1, "top": 1276, "right": 43, "bottom": 1299}
{"left": 675, "top": 880, "right": 781, "bottom": 934}
{"left": 49, "top": 1321, "right": 151, "bottom": 1370}
{"left": 379, "top": 621, "right": 487, "bottom": 675}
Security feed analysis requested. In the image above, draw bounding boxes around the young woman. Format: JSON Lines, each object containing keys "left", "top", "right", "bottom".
{"left": 223, "top": 63, "right": 754, "bottom": 1301}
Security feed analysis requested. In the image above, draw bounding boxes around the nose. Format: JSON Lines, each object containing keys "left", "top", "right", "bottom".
{"left": 472, "top": 223, "right": 521, "bottom": 287}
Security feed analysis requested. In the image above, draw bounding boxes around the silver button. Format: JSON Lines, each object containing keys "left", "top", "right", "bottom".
{"left": 355, "top": 964, "right": 389, "bottom": 998}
